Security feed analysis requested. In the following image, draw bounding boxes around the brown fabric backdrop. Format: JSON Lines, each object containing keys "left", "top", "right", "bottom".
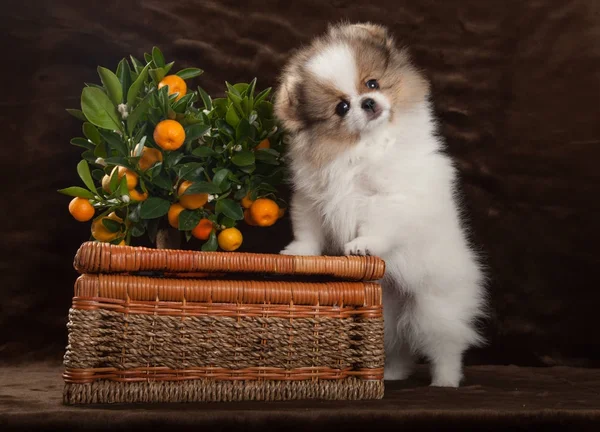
{"left": 1, "top": 0, "right": 599, "bottom": 368}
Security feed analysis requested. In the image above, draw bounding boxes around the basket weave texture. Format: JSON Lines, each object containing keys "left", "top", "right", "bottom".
{"left": 63, "top": 242, "right": 386, "bottom": 404}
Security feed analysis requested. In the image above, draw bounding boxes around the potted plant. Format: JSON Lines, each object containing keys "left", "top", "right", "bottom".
{"left": 60, "top": 47, "right": 287, "bottom": 251}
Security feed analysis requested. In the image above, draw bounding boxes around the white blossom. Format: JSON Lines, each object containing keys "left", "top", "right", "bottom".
{"left": 208, "top": 194, "right": 215, "bottom": 202}
{"left": 233, "top": 145, "right": 242, "bottom": 152}
{"left": 236, "top": 185, "right": 241, "bottom": 190}
{"left": 122, "top": 195, "right": 130, "bottom": 203}
{"left": 118, "top": 103, "right": 129, "bottom": 119}
{"left": 95, "top": 158, "right": 107, "bottom": 167}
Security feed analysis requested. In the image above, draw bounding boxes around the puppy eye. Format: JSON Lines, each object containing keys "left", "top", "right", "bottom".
{"left": 335, "top": 100, "right": 350, "bottom": 117}
{"left": 366, "top": 79, "right": 380, "bottom": 90}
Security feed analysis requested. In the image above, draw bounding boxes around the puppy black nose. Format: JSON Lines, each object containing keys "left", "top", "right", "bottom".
{"left": 361, "top": 98, "right": 377, "bottom": 112}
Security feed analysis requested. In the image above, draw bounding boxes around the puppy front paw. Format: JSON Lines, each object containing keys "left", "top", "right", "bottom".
{"left": 280, "top": 241, "right": 321, "bottom": 256}
{"left": 344, "top": 237, "right": 372, "bottom": 256}
{"left": 344, "top": 236, "right": 388, "bottom": 257}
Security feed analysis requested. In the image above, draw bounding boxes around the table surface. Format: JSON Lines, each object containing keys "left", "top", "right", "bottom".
{"left": 2, "top": 362, "right": 600, "bottom": 431}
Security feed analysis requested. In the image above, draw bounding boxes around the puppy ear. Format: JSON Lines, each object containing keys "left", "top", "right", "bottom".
{"left": 353, "top": 23, "right": 395, "bottom": 50}
{"left": 274, "top": 69, "right": 302, "bottom": 133}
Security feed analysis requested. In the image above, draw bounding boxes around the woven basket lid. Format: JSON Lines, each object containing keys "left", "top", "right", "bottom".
{"left": 73, "top": 242, "right": 385, "bottom": 281}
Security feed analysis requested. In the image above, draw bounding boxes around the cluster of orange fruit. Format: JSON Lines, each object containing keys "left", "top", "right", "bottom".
{"left": 68, "top": 74, "right": 284, "bottom": 252}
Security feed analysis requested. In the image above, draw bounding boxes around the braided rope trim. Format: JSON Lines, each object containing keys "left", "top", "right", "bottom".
{"left": 63, "top": 378, "right": 385, "bottom": 404}
{"left": 63, "top": 365, "right": 384, "bottom": 383}
{"left": 71, "top": 298, "right": 382, "bottom": 319}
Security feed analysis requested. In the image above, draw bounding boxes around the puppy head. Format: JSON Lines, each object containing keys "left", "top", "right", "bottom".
{"left": 274, "top": 22, "right": 430, "bottom": 157}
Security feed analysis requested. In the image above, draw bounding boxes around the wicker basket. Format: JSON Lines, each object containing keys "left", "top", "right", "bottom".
{"left": 63, "top": 242, "right": 386, "bottom": 404}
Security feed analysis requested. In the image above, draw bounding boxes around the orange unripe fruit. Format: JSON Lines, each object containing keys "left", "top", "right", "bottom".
{"left": 129, "top": 188, "right": 148, "bottom": 202}
{"left": 153, "top": 119, "right": 185, "bottom": 151}
{"left": 91, "top": 212, "right": 123, "bottom": 242}
{"left": 218, "top": 227, "right": 243, "bottom": 251}
{"left": 158, "top": 75, "right": 187, "bottom": 101}
{"left": 256, "top": 138, "right": 270, "bottom": 150}
{"left": 178, "top": 180, "right": 208, "bottom": 210}
{"left": 68, "top": 197, "right": 95, "bottom": 222}
{"left": 249, "top": 198, "right": 279, "bottom": 227}
{"left": 138, "top": 146, "right": 163, "bottom": 171}
{"left": 191, "top": 218, "right": 213, "bottom": 240}
{"left": 111, "top": 166, "right": 138, "bottom": 190}
{"left": 241, "top": 194, "right": 254, "bottom": 209}
{"left": 167, "top": 203, "right": 186, "bottom": 229}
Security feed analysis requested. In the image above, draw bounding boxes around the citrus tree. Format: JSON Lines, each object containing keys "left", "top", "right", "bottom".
{"left": 60, "top": 47, "right": 287, "bottom": 251}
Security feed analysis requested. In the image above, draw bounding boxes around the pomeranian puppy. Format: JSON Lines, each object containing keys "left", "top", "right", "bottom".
{"left": 274, "top": 22, "right": 486, "bottom": 387}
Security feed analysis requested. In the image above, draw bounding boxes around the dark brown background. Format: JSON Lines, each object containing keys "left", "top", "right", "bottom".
{"left": 1, "top": 0, "right": 599, "bottom": 369}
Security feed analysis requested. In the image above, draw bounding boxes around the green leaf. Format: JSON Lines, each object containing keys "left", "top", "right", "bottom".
{"left": 254, "top": 87, "right": 272, "bottom": 106}
{"left": 164, "top": 61, "right": 175, "bottom": 75}
{"left": 109, "top": 166, "right": 120, "bottom": 193}
{"left": 212, "top": 98, "right": 228, "bottom": 117}
{"left": 99, "top": 129, "right": 128, "bottom": 156}
{"left": 178, "top": 209, "right": 203, "bottom": 231}
{"left": 118, "top": 175, "right": 129, "bottom": 197}
{"left": 225, "top": 104, "right": 240, "bottom": 127}
{"left": 158, "top": 85, "right": 170, "bottom": 117}
{"left": 140, "top": 197, "right": 171, "bottom": 219}
{"left": 176, "top": 68, "right": 204, "bottom": 79}
{"left": 97, "top": 66, "right": 123, "bottom": 106}
{"left": 57, "top": 186, "right": 95, "bottom": 199}
{"left": 239, "top": 164, "right": 256, "bottom": 174}
{"left": 85, "top": 82, "right": 105, "bottom": 91}
{"left": 102, "top": 218, "right": 123, "bottom": 233}
{"left": 70, "top": 137, "right": 94, "bottom": 151}
{"left": 201, "top": 231, "right": 218, "bottom": 251}
{"left": 254, "top": 148, "right": 279, "bottom": 165}
{"left": 127, "top": 63, "right": 150, "bottom": 107}
{"left": 165, "top": 151, "right": 184, "bottom": 168}
{"left": 215, "top": 199, "right": 243, "bottom": 220}
{"left": 216, "top": 119, "right": 234, "bottom": 138}
{"left": 104, "top": 157, "right": 135, "bottom": 170}
{"left": 192, "top": 146, "right": 216, "bottom": 158}
{"left": 257, "top": 183, "right": 279, "bottom": 194}
{"left": 236, "top": 118, "right": 251, "bottom": 142}
{"left": 149, "top": 67, "right": 166, "bottom": 83}
{"left": 76, "top": 160, "right": 98, "bottom": 195}
{"left": 146, "top": 218, "right": 160, "bottom": 243}
{"left": 145, "top": 161, "right": 162, "bottom": 179}
{"left": 131, "top": 223, "right": 145, "bottom": 237}
{"left": 182, "top": 181, "right": 221, "bottom": 195}
{"left": 256, "top": 100, "right": 274, "bottom": 119}
{"left": 197, "top": 86, "right": 212, "bottom": 110}
{"left": 92, "top": 169, "right": 105, "bottom": 181}
{"left": 130, "top": 55, "right": 144, "bottom": 74}
{"left": 152, "top": 46, "right": 165, "bottom": 68}
{"left": 226, "top": 81, "right": 241, "bottom": 97}
{"left": 185, "top": 123, "right": 210, "bottom": 142}
{"left": 116, "top": 58, "right": 131, "bottom": 103}
{"left": 81, "top": 87, "right": 122, "bottom": 131}
{"left": 153, "top": 170, "right": 173, "bottom": 191}
{"left": 212, "top": 168, "right": 230, "bottom": 190}
{"left": 232, "top": 150, "right": 255, "bottom": 167}
{"left": 172, "top": 93, "right": 195, "bottom": 113}
{"left": 233, "top": 83, "right": 249, "bottom": 96}
{"left": 219, "top": 215, "right": 236, "bottom": 228}
{"left": 247, "top": 78, "right": 257, "bottom": 102}
{"left": 174, "top": 162, "right": 204, "bottom": 181}
{"left": 127, "top": 92, "right": 152, "bottom": 134}
{"left": 82, "top": 122, "right": 101, "bottom": 145}
{"left": 66, "top": 109, "right": 87, "bottom": 122}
